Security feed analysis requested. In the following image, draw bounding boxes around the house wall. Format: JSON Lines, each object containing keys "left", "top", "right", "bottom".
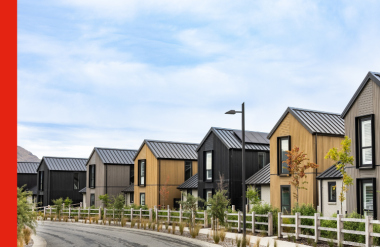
{"left": 50, "top": 171, "right": 86, "bottom": 205}
{"left": 247, "top": 185, "right": 270, "bottom": 209}
{"left": 17, "top": 173, "right": 37, "bottom": 191}
{"left": 36, "top": 160, "right": 50, "bottom": 206}
{"left": 86, "top": 151, "right": 106, "bottom": 207}
{"left": 270, "top": 113, "right": 343, "bottom": 210}
{"left": 344, "top": 79, "right": 380, "bottom": 215}
{"left": 317, "top": 179, "right": 346, "bottom": 217}
{"left": 180, "top": 189, "right": 198, "bottom": 202}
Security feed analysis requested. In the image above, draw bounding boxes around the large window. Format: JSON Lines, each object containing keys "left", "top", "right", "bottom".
{"left": 278, "top": 136, "right": 291, "bottom": 175}
{"left": 138, "top": 160, "right": 146, "bottom": 186}
{"left": 328, "top": 182, "right": 336, "bottom": 202}
{"left": 357, "top": 178, "right": 376, "bottom": 219}
{"left": 130, "top": 192, "right": 134, "bottom": 203}
{"left": 185, "top": 161, "right": 193, "bottom": 181}
{"left": 130, "top": 167, "right": 134, "bottom": 184}
{"left": 38, "top": 171, "right": 44, "bottom": 191}
{"left": 89, "top": 165, "right": 95, "bottom": 188}
{"left": 281, "top": 185, "right": 291, "bottom": 214}
{"left": 140, "top": 193, "right": 145, "bottom": 206}
{"left": 205, "top": 151, "right": 212, "bottom": 181}
{"left": 258, "top": 152, "right": 266, "bottom": 169}
{"left": 356, "top": 115, "right": 375, "bottom": 168}
{"left": 73, "top": 173, "right": 79, "bottom": 190}
{"left": 90, "top": 194, "right": 95, "bottom": 206}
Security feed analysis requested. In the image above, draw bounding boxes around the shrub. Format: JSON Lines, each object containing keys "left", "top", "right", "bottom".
{"left": 245, "top": 235, "right": 251, "bottom": 246}
{"left": 254, "top": 237, "right": 261, "bottom": 247}
{"left": 131, "top": 219, "right": 136, "bottom": 228}
{"left": 179, "top": 222, "right": 185, "bottom": 235}
{"left": 171, "top": 222, "right": 176, "bottom": 234}
{"left": 250, "top": 203, "right": 280, "bottom": 234}
{"left": 220, "top": 229, "right": 226, "bottom": 242}
{"left": 23, "top": 227, "right": 32, "bottom": 245}
{"left": 291, "top": 203, "right": 316, "bottom": 235}
{"left": 212, "top": 230, "right": 220, "bottom": 244}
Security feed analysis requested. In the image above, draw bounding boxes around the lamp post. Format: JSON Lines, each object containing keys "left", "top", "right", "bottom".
{"left": 225, "top": 102, "right": 246, "bottom": 238}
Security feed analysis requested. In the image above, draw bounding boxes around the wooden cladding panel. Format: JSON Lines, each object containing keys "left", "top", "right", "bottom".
{"left": 86, "top": 151, "right": 106, "bottom": 207}
{"left": 316, "top": 135, "right": 344, "bottom": 172}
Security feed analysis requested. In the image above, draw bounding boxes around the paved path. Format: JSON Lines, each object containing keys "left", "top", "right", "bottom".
{"left": 36, "top": 222, "right": 216, "bottom": 247}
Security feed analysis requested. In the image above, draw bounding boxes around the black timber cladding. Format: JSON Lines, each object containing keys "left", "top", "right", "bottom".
{"left": 94, "top": 148, "right": 137, "bottom": 165}
{"left": 39, "top": 157, "right": 88, "bottom": 171}
{"left": 122, "top": 183, "right": 134, "bottom": 192}
{"left": 245, "top": 163, "right": 270, "bottom": 185}
{"left": 17, "top": 162, "right": 39, "bottom": 173}
{"left": 341, "top": 71, "right": 380, "bottom": 118}
{"left": 134, "top": 140, "right": 198, "bottom": 160}
{"left": 267, "top": 107, "right": 345, "bottom": 139}
{"left": 178, "top": 174, "right": 198, "bottom": 189}
{"left": 79, "top": 187, "right": 86, "bottom": 193}
{"left": 316, "top": 164, "right": 343, "bottom": 180}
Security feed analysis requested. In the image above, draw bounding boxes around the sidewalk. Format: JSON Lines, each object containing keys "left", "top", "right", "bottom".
{"left": 31, "top": 234, "right": 47, "bottom": 247}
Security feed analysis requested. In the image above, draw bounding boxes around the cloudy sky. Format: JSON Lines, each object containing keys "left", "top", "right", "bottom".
{"left": 18, "top": 0, "right": 380, "bottom": 159}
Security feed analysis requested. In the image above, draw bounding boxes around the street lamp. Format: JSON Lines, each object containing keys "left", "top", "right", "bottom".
{"left": 225, "top": 102, "right": 246, "bottom": 238}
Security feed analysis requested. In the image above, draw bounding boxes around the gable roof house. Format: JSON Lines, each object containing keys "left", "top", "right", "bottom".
{"left": 85, "top": 147, "right": 137, "bottom": 208}
{"left": 17, "top": 162, "right": 39, "bottom": 202}
{"left": 196, "top": 127, "right": 270, "bottom": 211}
{"left": 133, "top": 140, "right": 198, "bottom": 209}
{"left": 267, "top": 107, "right": 345, "bottom": 213}
{"left": 36, "top": 157, "right": 87, "bottom": 206}
{"left": 341, "top": 71, "right": 380, "bottom": 219}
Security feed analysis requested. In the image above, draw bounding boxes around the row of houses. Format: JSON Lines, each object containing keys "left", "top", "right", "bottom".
{"left": 17, "top": 71, "right": 380, "bottom": 218}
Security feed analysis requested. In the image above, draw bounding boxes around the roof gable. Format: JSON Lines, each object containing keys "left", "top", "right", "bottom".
{"left": 316, "top": 164, "right": 343, "bottom": 180}
{"left": 38, "top": 156, "right": 88, "bottom": 171}
{"left": 341, "top": 71, "right": 380, "bottom": 118}
{"left": 196, "top": 127, "right": 270, "bottom": 152}
{"left": 91, "top": 147, "right": 137, "bottom": 165}
{"left": 245, "top": 163, "right": 270, "bottom": 185}
{"left": 267, "top": 107, "right": 345, "bottom": 139}
{"left": 177, "top": 174, "right": 198, "bottom": 189}
{"left": 17, "top": 162, "right": 39, "bottom": 174}
{"left": 122, "top": 183, "right": 134, "bottom": 193}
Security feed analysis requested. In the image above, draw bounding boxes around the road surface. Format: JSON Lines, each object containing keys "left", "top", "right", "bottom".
{"left": 36, "top": 221, "right": 211, "bottom": 247}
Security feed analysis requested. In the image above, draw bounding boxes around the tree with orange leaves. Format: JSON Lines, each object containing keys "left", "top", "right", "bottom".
{"left": 159, "top": 176, "right": 170, "bottom": 209}
{"left": 284, "top": 146, "right": 318, "bottom": 205}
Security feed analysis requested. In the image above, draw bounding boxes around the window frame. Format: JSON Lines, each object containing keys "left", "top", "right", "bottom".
{"left": 328, "top": 181, "right": 336, "bottom": 202}
{"left": 130, "top": 166, "right": 134, "bottom": 185}
{"left": 280, "top": 185, "right": 291, "bottom": 214}
{"left": 356, "top": 178, "right": 377, "bottom": 219}
{"left": 73, "top": 172, "right": 79, "bottom": 190}
{"left": 130, "top": 192, "right": 134, "bottom": 203}
{"left": 277, "top": 136, "right": 291, "bottom": 175}
{"left": 205, "top": 189, "right": 213, "bottom": 209}
{"left": 138, "top": 160, "right": 146, "bottom": 187}
{"left": 258, "top": 152, "right": 266, "bottom": 170}
{"left": 184, "top": 160, "right": 193, "bottom": 181}
{"left": 205, "top": 151, "right": 213, "bottom": 182}
{"left": 140, "top": 193, "right": 145, "bottom": 206}
{"left": 355, "top": 114, "right": 376, "bottom": 169}
{"left": 89, "top": 165, "right": 96, "bottom": 188}
{"left": 90, "top": 193, "right": 95, "bottom": 207}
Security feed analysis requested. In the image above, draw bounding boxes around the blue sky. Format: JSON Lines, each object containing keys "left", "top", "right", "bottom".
{"left": 18, "top": 0, "right": 380, "bottom": 158}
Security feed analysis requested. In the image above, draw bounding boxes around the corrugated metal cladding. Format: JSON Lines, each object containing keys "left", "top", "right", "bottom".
{"left": 122, "top": 183, "right": 134, "bottom": 192}
{"left": 213, "top": 128, "right": 270, "bottom": 151}
{"left": 95, "top": 148, "right": 137, "bottom": 164}
{"left": 233, "top": 130, "right": 269, "bottom": 145}
{"left": 43, "top": 157, "right": 87, "bottom": 171}
{"left": 17, "top": 162, "right": 39, "bottom": 173}
{"left": 177, "top": 174, "right": 198, "bottom": 189}
{"left": 291, "top": 108, "right": 345, "bottom": 135}
{"left": 79, "top": 187, "right": 86, "bottom": 193}
{"left": 146, "top": 140, "right": 198, "bottom": 160}
{"left": 317, "top": 164, "right": 343, "bottom": 180}
{"left": 245, "top": 163, "right": 270, "bottom": 185}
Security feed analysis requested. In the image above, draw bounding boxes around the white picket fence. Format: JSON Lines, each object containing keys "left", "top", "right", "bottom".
{"left": 225, "top": 211, "right": 273, "bottom": 236}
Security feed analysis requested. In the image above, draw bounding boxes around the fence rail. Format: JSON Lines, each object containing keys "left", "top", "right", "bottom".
{"left": 225, "top": 211, "right": 273, "bottom": 235}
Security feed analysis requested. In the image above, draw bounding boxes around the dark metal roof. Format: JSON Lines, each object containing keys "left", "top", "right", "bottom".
{"left": 122, "top": 183, "right": 134, "bottom": 193}
{"left": 133, "top": 140, "right": 198, "bottom": 160}
{"left": 317, "top": 164, "right": 343, "bottom": 180}
{"left": 177, "top": 174, "right": 198, "bottom": 189}
{"left": 267, "top": 107, "right": 345, "bottom": 139}
{"left": 92, "top": 147, "right": 137, "bottom": 165}
{"left": 245, "top": 163, "right": 270, "bottom": 185}
{"left": 341, "top": 71, "right": 380, "bottom": 118}
{"left": 39, "top": 156, "right": 87, "bottom": 171}
{"left": 17, "top": 162, "right": 39, "bottom": 174}
{"left": 196, "top": 127, "right": 270, "bottom": 152}
{"left": 79, "top": 187, "right": 86, "bottom": 193}
{"left": 233, "top": 130, "right": 270, "bottom": 145}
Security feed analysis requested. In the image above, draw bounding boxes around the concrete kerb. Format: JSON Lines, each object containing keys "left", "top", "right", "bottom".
{"left": 31, "top": 234, "right": 47, "bottom": 247}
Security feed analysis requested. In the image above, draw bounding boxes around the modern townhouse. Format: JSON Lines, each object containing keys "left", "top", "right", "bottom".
{"left": 245, "top": 163, "right": 271, "bottom": 207}
{"left": 133, "top": 140, "right": 198, "bottom": 209}
{"left": 341, "top": 71, "right": 380, "bottom": 219}
{"left": 85, "top": 147, "right": 137, "bottom": 207}
{"left": 17, "top": 162, "right": 39, "bottom": 203}
{"left": 36, "top": 156, "right": 87, "bottom": 206}
{"left": 196, "top": 127, "right": 270, "bottom": 211}
{"left": 267, "top": 107, "right": 345, "bottom": 213}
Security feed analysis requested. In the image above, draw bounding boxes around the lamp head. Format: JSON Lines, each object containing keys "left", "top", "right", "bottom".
{"left": 225, "top": 110, "right": 236, "bottom": 114}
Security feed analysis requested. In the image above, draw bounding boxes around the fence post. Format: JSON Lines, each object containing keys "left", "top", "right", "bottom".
{"left": 78, "top": 207, "right": 81, "bottom": 220}
{"left": 103, "top": 208, "right": 106, "bottom": 221}
{"left": 238, "top": 211, "right": 242, "bottom": 233}
{"left": 98, "top": 207, "right": 101, "bottom": 220}
{"left": 192, "top": 210, "right": 195, "bottom": 226}
{"left": 168, "top": 208, "right": 171, "bottom": 224}
{"left": 314, "top": 213, "right": 320, "bottom": 243}
{"left": 337, "top": 214, "right": 343, "bottom": 244}
{"left": 224, "top": 211, "right": 228, "bottom": 226}
{"left": 88, "top": 207, "right": 90, "bottom": 219}
{"left": 149, "top": 208, "right": 152, "bottom": 222}
{"left": 204, "top": 211, "right": 208, "bottom": 228}
{"left": 252, "top": 211, "right": 255, "bottom": 234}
{"left": 69, "top": 206, "right": 71, "bottom": 218}
{"left": 80, "top": 202, "right": 82, "bottom": 208}
{"left": 140, "top": 208, "right": 142, "bottom": 222}
{"left": 154, "top": 206, "right": 158, "bottom": 223}
{"left": 50, "top": 207, "right": 52, "bottom": 217}
{"left": 295, "top": 212, "right": 300, "bottom": 240}
{"left": 232, "top": 205, "right": 235, "bottom": 212}
{"left": 366, "top": 216, "right": 373, "bottom": 247}
{"left": 44, "top": 207, "right": 46, "bottom": 217}
{"left": 130, "top": 208, "right": 133, "bottom": 221}
{"left": 268, "top": 212, "right": 273, "bottom": 236}
{"left": 278, "top": 212, "right": 282, "bottom": 238}
{"left": 179, "top": 207, "right": 182, "bottom": 224}
{"left": 113, "top": 208, "right": 115, "bottom": 220}
{"left": 122, "top": 208, "right": 124, "bottom": 222}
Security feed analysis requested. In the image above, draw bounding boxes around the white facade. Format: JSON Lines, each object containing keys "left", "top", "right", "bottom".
{"left": 317, "top": 179, "right": 346, "bottom": 217}
{"left": 82, "top": 194, "right": 87, "bottom": 208}
{"left": 180, "top": 189, "right": 198, "bottom": 202}
{"left": 248, "top": 185, "right": 270, "bottom": 209}
{"left": 125, "top": 193, "right": 134, "bottom": 206}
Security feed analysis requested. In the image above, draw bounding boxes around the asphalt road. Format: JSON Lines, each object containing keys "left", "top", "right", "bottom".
{"left": 36, "top": 222, "right": 210, "bottom": 247}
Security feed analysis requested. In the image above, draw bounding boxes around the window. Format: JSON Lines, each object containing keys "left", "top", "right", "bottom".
{"left": 130, "top": 167, "right": 134, "bottom": 184}
{"left": 206, "top": 190, "right": 213, "bottom": 209}
{"left": 185, "top": 161, "right": 193, "bottom": 181}
{"left": 90, "top": 194, "right": 95, "bottom": 206}
{"left": 281, "top": 185, "right": 291, "bottom": 213}
{"left": 89, "top": 165, "right": 95, "bottom": 188}
{"left": 73, "top": 173, "right": 79, "bottom": 190}
{"left": 140, "top": 193, "right": 145, "bottom": 206}
{"left": 356, "top": 115, "right": 375, "bottom": 168}
{"left": 256, "top": 185, "right": 262, "bottom": 200}
{"left": 278, "top": 136, "right": 291, "bottom": 175}
{"left": 328, "top": 182, "right": 336, "bottom": 202}
{"left": 138, "top": 160, "right": 146, "bottom": 186}
{"left": 187, "top": 189, "right": 192, "bottom": 196}
{"left": 258, "top": 152, "right": 266, "bottom": 169}
{"left": 130, "top": 192, "right": 134, "bottom": 203}
{"left": 205, "top": 151, "right": 212, "bottom": 181}
{"left": 38, "top": 171, "right": 44, "bottom": 191}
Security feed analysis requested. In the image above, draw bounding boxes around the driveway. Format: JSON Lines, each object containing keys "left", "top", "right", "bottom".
{"left": 36, "top": 221, "right": 214, "bottom": 247}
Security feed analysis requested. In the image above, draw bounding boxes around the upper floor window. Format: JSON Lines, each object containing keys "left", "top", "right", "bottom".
{"left": 130, "top": 167, "right": 134, "bottom": 184}
{"left": 328, "top": 182, "right": 336, "bottom": 202}
{"left": 278, "top": 136, "right": 291, "bottom": 175}
{"left": 356, "top": 115, "right": 375, "bottom": 168}
{"left": 138, "top": 160, "right": 146, "bottom": 186}
{"left": 185, "top": 161, "right": 192, "bottom": 181}
{"left": 258, "top": 152, "right": 266, "bottom": 169}
{"left": 206, "top": 151, "right": 212, "bottom": 181}
{"left": 73, "top": 173, "right": 79, "bottom": 190}
{"left": 38, "top": 171, "right": 44, "bottom": 191}
{"left": 89, "top": 165, "right": 95, "bottom": 188}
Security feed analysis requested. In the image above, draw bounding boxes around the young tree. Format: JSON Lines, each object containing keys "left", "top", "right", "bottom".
{"left": 284, "top": 146, "right": 318, "bottom": 205}
{"left": 159, "top": 176, "right": 170, "bottom": 209}
{"left": 99, "top": 194, "right": 111, "bottom": 208}
{"left": 64, "top": 197, "right": 73, "bottom": 207}
{"left": 325, "top": 136, "right": 354, "bottom": 214}
{"left": 17, "top": 187, "right": 37, "bottom": 246}
{"left": 111, "top": 194, "right": 125, "bottom": 223}
{"left": 52, "top": 197, "right": 64, "bottom": 219}
{"left": 207, "top": 174, "right": 230, "bottom": 226}
{"left": 246, "top": 187, "right": 261, "bottom": 206}
{"left": 178, "top": 194, "right": 204, "bottom": 230}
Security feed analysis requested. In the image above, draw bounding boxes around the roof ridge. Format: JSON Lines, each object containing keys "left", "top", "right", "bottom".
{"left": 145, "top": 139, "right": 199, "bottom": 145}
{"left": 95, "top": 147, "right": 138, "bottom": 151}
{"left": 289, "top": 107, "right": 341, "bottom": 116}
{"left": 212, "top": 127, "right": 269, "bottom": 134}
{"left": 17, "top": 161, "right": 40, "bottom": 163}
{"left": 43, "top": 156, "right": 88, "bottom": 160}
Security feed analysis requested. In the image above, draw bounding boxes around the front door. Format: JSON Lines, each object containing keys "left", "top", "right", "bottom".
{"left": 281, "top": 185, "right": 291, "bottom": 214}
